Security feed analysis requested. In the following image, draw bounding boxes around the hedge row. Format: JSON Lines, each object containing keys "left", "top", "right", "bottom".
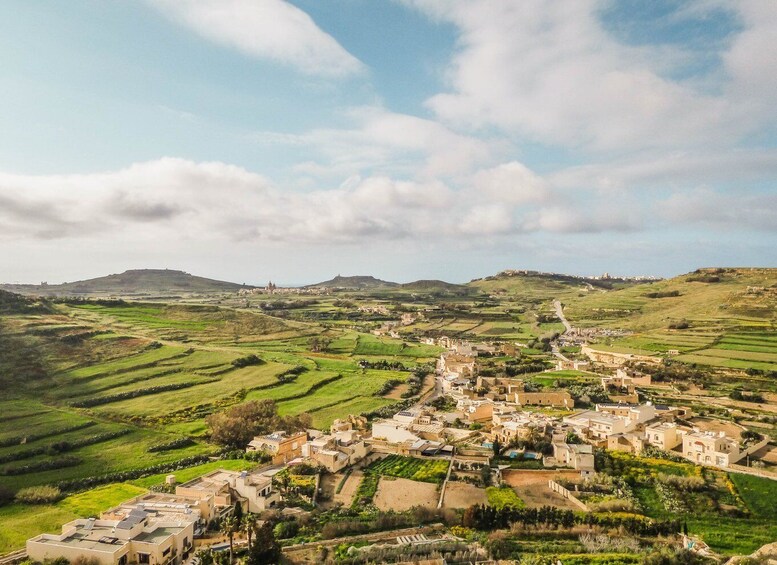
{"left": 0, "top": 421, "right": 97, "bottom": 448}
{"left": 54, "top": 453, "right": 224, "bottom": 493}
{"left": 1, "top": 455, "right": 83, "bottom": 476}
{"left": 0, "top": 428, "right": 133, "bottom": 464}
{"left": 70, "top": 380, "right": 215, "bottom": 408}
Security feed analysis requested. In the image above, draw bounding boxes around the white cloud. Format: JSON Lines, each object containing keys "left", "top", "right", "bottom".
{"left": 149, "top": 0, "right": 363, "bottom": 77}
{"left": 660, "top": 188, "right": 777, "bottom": 232}
{"left": 0, "top": 157, "right": 659, "bottom": 248}
{"left": 252, "top": 106, "right": 495, "bottom": 178}
{"left": 402, "top": 0, "right": 777, "bottom": 152}
{"left": 472, "top": 161, "right": 548, "bottom": 204}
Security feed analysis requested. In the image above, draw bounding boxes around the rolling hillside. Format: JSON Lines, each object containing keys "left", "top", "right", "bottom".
{"left": 1, "top": 269, "right": 251, "bottom": 296}
{"left": 306, "top": 275, "right": 399, "bottom": 289}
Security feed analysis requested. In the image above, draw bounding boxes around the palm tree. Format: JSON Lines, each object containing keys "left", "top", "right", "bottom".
{"left": 241, "top": 513, "right": 257, "bottom": 551}
{"left": 220, "top": 515, "right": 238, "bottom": 564}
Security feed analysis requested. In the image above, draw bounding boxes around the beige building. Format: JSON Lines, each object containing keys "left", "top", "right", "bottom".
{"left": 438, "top": 353, "right": 476, "bottom": 379}
{"left": 303, "top": 428, "right": 369, "bottom": 472}
{"left": 103, "top": 491, "right": 214, "bottom": 525}
{"left": 682, "top": 431, "right": 741, "bottom": 467}
{"left": 175, "top": 468, "right": 279, "bottom": 514}
{"left": 645, "top": 422, "right": 683, "bottom": 451}
{"left": 28, "top": 513, "right": 195, "bottom": 565}
{"left": 514, "top": 391, "right": 574, "bottom": 409}
{"left": 247, "top": 430, "right": 307, "bottom": 464}
{"left": 549, "top": 442, "right": 595, "bottom": 476}
{"left": 607, "top": 432, "right": 645, "bottom": 454}
{"left": 596, "top": 403, "right": 656, "bottom": 425}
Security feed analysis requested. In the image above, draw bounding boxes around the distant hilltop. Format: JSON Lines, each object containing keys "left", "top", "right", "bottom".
{"left": 305, "top": 275, "right": 399, "bottom": 289}
{"left": 0, "top": 269, "right": 251, "bottom": 297}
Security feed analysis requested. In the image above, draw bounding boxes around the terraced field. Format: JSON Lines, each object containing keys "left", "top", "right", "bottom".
{"left": 0, "top": 299, "right": 439, "bottom": 495}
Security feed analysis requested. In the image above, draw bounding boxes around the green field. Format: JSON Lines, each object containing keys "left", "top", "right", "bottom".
{"left": 367, "top": 455, "right": 449, "bottom": 484}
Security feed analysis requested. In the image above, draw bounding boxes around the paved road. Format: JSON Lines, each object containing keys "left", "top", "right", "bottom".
{"left": 553, "top": 300, "right": 573, "bottom": 333}
{"left": 550, "top": 299, "right": 573, "bottom": 363}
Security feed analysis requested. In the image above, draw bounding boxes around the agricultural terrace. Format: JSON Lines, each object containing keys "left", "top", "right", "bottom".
{"left": 592, "top": 450, "right": 777, "bottom": 555}
{"left": 367, "top": 455, "right": 450, "bottom": 484}
{"left": 0, "top": 299, "right": 440, "bottom": 496}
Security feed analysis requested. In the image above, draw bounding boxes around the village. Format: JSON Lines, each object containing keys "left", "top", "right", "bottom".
{"left": 23, "top": 329, "right": 777, "bottom": 565}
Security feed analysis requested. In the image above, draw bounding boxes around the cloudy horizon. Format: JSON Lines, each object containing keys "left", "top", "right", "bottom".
{"left": 1, "top": 0, "right": 776, "bottom": 285}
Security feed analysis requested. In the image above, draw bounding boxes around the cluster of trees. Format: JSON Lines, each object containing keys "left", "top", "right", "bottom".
{"left": 231, "top": 354, "right": 264, "bottom": 368}
{"left": 206, "top": 399, "right": 311, "bottom": 449}
{"left": 198, "top": 506, "right": 279, "bottom": 565}
{"left": 730, "top": 389, "right": 765, "bottom": 403}
{"left": 644, "top": 290, "right": 681, "bottom": 298}
{"left": 358, "top": 359, "right": 408, "bottom": 371}
{"left": 462, "top": 503, "right": 681, "bottom": 536}
{"left": 504, "top": 359, "right": 548, "bottom": 376}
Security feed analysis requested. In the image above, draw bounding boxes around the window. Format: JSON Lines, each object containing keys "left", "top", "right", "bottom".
{"left": 138, "top": 554, "right": 150, "bottom": 564}
{"left": 119, "top": 555, "right": 128, "bottom": 565}
{"left": 163, "top": 547, "right": 171, "bottom": 557}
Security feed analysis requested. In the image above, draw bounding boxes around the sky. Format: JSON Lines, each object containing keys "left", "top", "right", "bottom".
{"left": 0, "top": 0, "right": 776, "bottom": 285}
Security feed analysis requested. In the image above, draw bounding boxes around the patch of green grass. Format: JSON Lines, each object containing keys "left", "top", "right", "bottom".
{"left": 486, "top": 486, "right": 526, "bottom": 509}
{"left": 128, "top": 459, "right": 255, "bottom": 488}
{"left": 367, "top": 455, "right": 449, "bottom": 484}
{"left": 57, "top": 483, "right": 148, "bottom": 516}
{"left": 729, "top": 473, "right": 777, "bottom": 520}
{"left": 0, "top": 503, "right": 78, "bottom": 554}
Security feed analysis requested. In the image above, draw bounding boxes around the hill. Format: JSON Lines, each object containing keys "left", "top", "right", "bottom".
{"left": 1, "top": 269, "right": 251, "bottom": 297}
{"left": 564, "top": 267, "right": 777, "bottom": 371}
{"left": 565, "top": 267, "right": 777, "bottom": 331}
{"left": 0, "top": 289, "right": 52, "bottom": 314}
{"left": 400, "top": 279, "right": 470, "bottom": 294}
{"left": 306, "top": 275, "right": 399, "bottom": 289}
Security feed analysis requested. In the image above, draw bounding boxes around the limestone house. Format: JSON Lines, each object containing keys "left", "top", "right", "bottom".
{"left": 437, "top": 353, "right": 476, "bottom": 379}
{"left": 302, "top": 428, "right": 369, "bottom": 473}
{"left": 607, "top": 432, "right": 645, "bottom": 454}
{"left": 596, "top": 402, "right": 656, "bottom": 425}
{"left": 513, "top": 390, "right": 574, "bottom": 409}
{"left": 644, "top": 422, "right": 684, "bottom": 451}
{"left": 247, "top": 430, "right": 307, "bottom": 464}
{"left": 564, "top": 410, "right": 628, "bottom": 441}
{"left": 27, "top": 513, "right": 195, "bottom": 565}
{"left": 175, "top": 468, "right": 279, "bottom": 514}
{"left": 548, "top": 442, "right": 595, "bottom": 476}
{"left": 102, "top": 491, "right": 214, "bottom": 527}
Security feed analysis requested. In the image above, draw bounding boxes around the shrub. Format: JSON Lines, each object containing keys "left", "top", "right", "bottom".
{"left": 231, "top": 354, "right": 264, "bottom": 368}
{"left": 15, "top": 485, "right": 62, "bottom": 504}
{"left": 273, "top": 520, "right": 300, "bottom": 539}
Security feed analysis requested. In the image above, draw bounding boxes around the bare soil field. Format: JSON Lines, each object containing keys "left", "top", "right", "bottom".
{"left": 501, "top": 469, "right": 579, "bottom": 487}
{"left": 442, "top": 481, "right": 487, "bottom": 509}
{"left": 334, "top": 470, "right": 362, "bottom": 507}
{"left": 385, "top": 382, "right": 410, "bottom": 399}
{"left": 751, "top": 444, "right": 777, "bottom": 465}
{"left": 502, "top": 469, "right": 582, "bottom": 511}
{"left": 373, "top": 476, "right": 439, "bottom": 511}
{"left": 689, "top": 416, "right": 745, "bottom": 439}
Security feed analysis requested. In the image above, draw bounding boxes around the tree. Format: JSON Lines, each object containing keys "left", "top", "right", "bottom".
{"left": 241, "top": 513, "right": 258, "bottom": 550}
{"left": 492, "top": 438, "right": 502, "bottom": 459}
{"left": 247, "top": 522, "right": 280, "bottom": 565}
{"left": 220, "top": 515, "right": 238, "bottom": 564}
{"left": 233, "top": 501, "right": 244, "bottom": 527}
{"left": 206, "top": 399, "right": 311, "bottom": 448}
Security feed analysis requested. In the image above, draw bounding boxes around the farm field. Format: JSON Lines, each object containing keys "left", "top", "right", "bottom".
{"left": 0, "top": 296, "right": 441, "bottom": 497}
{"left": 373, "top": 476, "right": 439, "bottom": 511}
{"left": 366, "top": 455, "right": 450, "bottom": 484}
